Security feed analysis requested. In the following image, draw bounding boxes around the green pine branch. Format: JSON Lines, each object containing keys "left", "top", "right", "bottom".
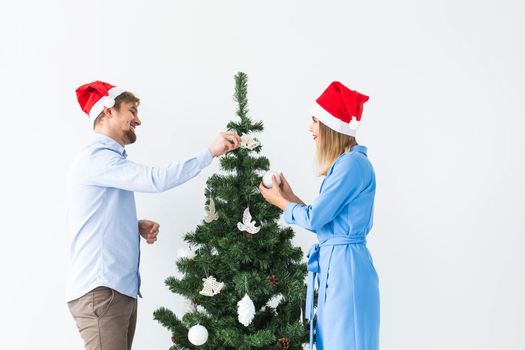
{"left": 154, "top": 72, "right": 309, "bottom": 349}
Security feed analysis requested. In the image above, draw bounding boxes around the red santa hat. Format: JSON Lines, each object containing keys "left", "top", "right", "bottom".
{"left": 75, "top": 80, "right": 125, "bottom": 118}
{"left": 309, "top": 81, "right": 369, "bottom": 137}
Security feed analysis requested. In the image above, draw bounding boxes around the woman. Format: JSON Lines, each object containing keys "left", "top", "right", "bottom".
{"left": 259, "top": 81, "right": 379, "bottom": 350}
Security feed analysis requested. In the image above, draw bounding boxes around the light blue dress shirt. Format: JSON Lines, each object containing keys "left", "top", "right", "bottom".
{"left": 66, "top": 133, "right": 213, "bottom": 302}
{"left": 284, "top": 145, "right": 380, "bottom": 350}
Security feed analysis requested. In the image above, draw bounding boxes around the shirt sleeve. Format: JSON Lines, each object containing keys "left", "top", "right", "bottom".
{"left": 283, "top": 155, "right": 368, "bottom": 231}
{"left": 86, "top": 147, "right": 214, "bottom": 193}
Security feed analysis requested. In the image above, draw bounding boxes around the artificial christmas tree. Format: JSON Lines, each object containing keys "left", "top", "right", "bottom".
{"left": 154, "top": 72, "right": 309, "bottom": 349}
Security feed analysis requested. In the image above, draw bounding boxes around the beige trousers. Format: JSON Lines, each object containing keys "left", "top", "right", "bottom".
{"left": 68, "top": 287, "right": 137, "bottom": 350}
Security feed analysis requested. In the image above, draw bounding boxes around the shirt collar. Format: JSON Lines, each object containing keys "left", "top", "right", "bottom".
{"left": 92, "top": 133, "right": 127, "bottom": 158}
{"left": 350, "top": 144, "right": 367, "bottom": 156}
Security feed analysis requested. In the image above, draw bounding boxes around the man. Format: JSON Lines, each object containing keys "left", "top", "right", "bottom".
{"left": 66, "top": 80, "right": 240, "bottom": 350}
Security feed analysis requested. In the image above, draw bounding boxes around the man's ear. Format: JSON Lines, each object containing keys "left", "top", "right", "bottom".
{"left": 103, "top": 106, "right": 113, "bottom": 118}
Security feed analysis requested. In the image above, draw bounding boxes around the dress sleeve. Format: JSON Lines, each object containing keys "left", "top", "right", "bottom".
{"left": 86, "top": 147, "right": 213, "bottom": 193}
{"left": 283, "top": 155, "right": 367, "bottom": 231}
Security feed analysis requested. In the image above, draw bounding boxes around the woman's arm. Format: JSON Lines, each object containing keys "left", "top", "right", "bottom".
{"left": 283, "top": 156, "right": 369, "bottom": 231}
{"left": 284, "top": 192, "right": 305, "bottom": 205}
{"left": 280, "top": 173, "right": 305, "bottom": 205}
{"left": 258, "top": 173, "right": 307, "bottom": 209}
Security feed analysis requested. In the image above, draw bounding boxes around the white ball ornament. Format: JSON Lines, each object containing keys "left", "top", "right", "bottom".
{"left": 188, "top": 324, "right": 208, "bottom": 346}
{"left": 262, "top": 171, "right": 281, "bottom": 188}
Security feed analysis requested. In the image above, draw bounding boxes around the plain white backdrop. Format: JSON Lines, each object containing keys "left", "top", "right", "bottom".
{"left": 1, "top": 0, "right": 524, "bottom": 349}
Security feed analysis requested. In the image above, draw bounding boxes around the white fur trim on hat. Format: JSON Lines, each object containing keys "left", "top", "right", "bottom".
{"left": 309, "top": 102, "right": 360, "bottom": 137}
{"left": 88, "top": 87, "right": 125, "bottom": 118}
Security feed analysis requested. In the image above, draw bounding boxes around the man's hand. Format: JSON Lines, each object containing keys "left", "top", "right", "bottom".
{"left": 208, "top": 132, "right": 241, "bottom": 157}
{"left": 139, "top": 219, "right": 160, "bottom": 244}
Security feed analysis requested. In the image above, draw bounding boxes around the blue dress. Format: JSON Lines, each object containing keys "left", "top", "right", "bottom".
{"left": 284, "top": 145, "right": 379, "bottom": 350}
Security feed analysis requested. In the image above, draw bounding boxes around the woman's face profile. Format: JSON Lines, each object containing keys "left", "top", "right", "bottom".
{"left": 310, "top": 116, "right": 320, "bottom": 146}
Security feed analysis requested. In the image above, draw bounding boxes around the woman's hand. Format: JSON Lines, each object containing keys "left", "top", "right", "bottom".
{"left": 259, "top": 175, "right": 289, "bottom": 210}
{"left": 279, "top": 173, "right": 305, "bottom": 205}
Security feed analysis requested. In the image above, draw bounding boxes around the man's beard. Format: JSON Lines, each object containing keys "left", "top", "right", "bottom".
{"left": 123, "top": 129, "right": 137, "bottom": 144}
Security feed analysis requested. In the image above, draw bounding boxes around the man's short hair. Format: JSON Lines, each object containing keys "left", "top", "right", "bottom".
{"left": 93, "top": 92, "right": 140, "bottom": 127}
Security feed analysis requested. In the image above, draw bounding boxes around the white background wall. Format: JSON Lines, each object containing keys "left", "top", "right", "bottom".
{"left": 1, "top": 0, "right": 524, "bottom": 349}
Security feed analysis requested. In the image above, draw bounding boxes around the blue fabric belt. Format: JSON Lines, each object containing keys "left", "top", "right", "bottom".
{"left": 305, "top": 235, "right": 367, "bottom": 350}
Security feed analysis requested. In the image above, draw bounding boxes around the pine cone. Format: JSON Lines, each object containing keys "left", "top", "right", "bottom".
{"left": 277, "top": 337, "right": 290, "bottom": 349}
{"left": 171, "top": 335, "right": 177, "bottom": 343}
{"left": 267, "top": 275, "right": 278, "bottom": 288}
{"left": 242, "top": 231, "right": 253, "bottom": 239}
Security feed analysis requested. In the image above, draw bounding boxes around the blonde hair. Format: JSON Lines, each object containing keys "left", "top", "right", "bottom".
{"left": 316, "top": 120, "right": 358, "bottom": 176}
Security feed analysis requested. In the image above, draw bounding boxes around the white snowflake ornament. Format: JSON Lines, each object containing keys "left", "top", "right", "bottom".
{"left": 237, "top": 206, "right": 260, "bottom": 234}
{"left": 204, "top": 198, "right": 219, "bottom": 223}
{"left": 240, "top": 134, "right": 260, "bottom": 150}
{"left": 185, "top": 299, "right": 197, "bottom": 313}
{"left": 237, "top": 293, "right": 256, "bottom": 327}
{"left": 195, "top": 304, "right": 208, "bottom": 315}
{"left": 177, "top": 248, "right": 195, "bottom": 259}
{"left": 266, "top": 293, "right": 284, "bottom": 309}
{"left": 199, "top": 276, "right": 225, "bottom": 297}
